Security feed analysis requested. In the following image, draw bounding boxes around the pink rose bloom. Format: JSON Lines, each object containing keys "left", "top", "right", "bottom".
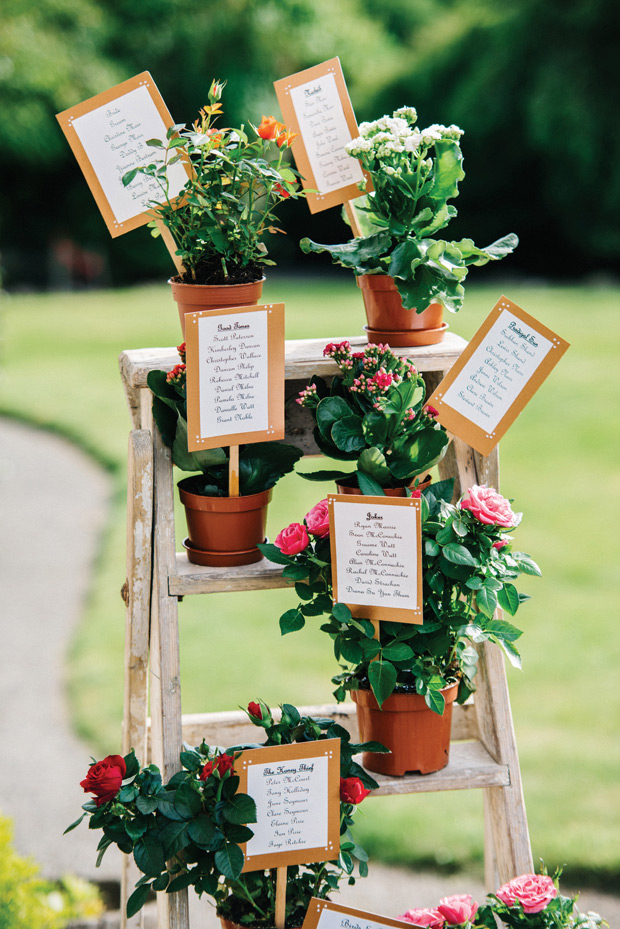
{"left": 493, "top": 539, "right": 509, "bottom": 550}
{"left": 438, "top": 894, "right": 478, "bottom": 925}
{"left": 274, "top": 522, "right": 309, "bottom": 556}
{"left": 305, "top": 499, "right": 330, "bottom": 538}
{"left": 398, "top": 909, "right": 445, "bottom": 928}
{"left": 496, "top": 873, "right": 557, "bottom": 914}
{"left": 460, "top": 485, "right": 517, "bottom": 528}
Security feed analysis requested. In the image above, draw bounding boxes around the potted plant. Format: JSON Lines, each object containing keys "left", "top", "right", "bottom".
{"left": 261, "top": 482, "right": 540, "bottom": 775}
{"left": 295, "top": 340, "right": 449, "bottom": 494}
{"left": 67, "top": 701, "right": 385, "bottom": 925}
{"left": 300, "top": 106, "right": 518, "bottom": 345}
{"left": 149, "top": 343, "right": 303, "bottom": 566}
{"left": 477, "top": 871, "right": 608, "bottom": 928}
{"left": 122, "top": 80, "right": 303, "bottom": 335}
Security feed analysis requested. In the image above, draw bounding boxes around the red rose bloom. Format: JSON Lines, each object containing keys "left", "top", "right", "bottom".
{"left": 200, "top": 753, "right": 235, "bottom": 781}
{"left": 275, "top": 522, "right": 310, "bottom": 556}
{"left": 340, "top": 776, "right": 371, "bottom": 805}
{"left": 80, "top": 754, "right": 126, "bottom": 807}
{"left": 248, "top": 701, "right": 262, "bottom": 720}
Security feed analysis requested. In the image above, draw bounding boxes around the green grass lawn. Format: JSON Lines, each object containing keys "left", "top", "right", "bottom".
{"left": 1, "top": 274, "right": 619, "bottom": 886}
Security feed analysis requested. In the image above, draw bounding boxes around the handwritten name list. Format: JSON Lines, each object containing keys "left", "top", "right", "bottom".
{"left": 241, "top": 741, "right": 340, "bottom": 870}
{"left": 329, "top": 496, "right": 422, "bottom": 623}
{"left": 429, "top": 297, "right": 569, "bottom": 455}
{"left": 289, "top": 72, "right": 363, "bottom": 195}
{"left": 67, "top": 80, "right": 187, "bottom": 228}
{"left": 196, "top": 309, "right": 269, "bottom": 442}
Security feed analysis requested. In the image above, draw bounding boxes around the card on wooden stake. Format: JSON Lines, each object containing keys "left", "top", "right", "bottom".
{"left": 274, "top": 57, "right": 373, "bottom": 213}
{"left": 185, "top": 303, "right": 285, "bottom": 451}
{"left": 237, "top": 740, "right": 341, "bottom": 872}
{"left": 302, "top": 899, "right": 414, "bottom": 929}
{"left": 328, "top": 494, "right": 423, "bottom": 624}
{"left": 56, "top": 71, "right": 189, "bottom": 237}
{"left": 427, "top": 295, "right": 570, "bottom": 456}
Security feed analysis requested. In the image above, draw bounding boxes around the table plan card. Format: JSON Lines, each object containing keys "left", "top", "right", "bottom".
{"left": 56, "top": 72, "right": 189, "bottom": 237}
{"left": 274, "top": 58, "right": 373, "bottom": 213}
{"left": 427, "top": 296, "right": 569, "bottom": 456}
{"left": 237, "top": 740, "right": 341, "bottom": 871}
{"left": 185, "top": 304, "right": 285, "bottom": 451}
{"left": 303, "top": 899, "right": 414, "bottom": 929}
{"left": 328, "top": 495, "right": 422, "bottom": 624}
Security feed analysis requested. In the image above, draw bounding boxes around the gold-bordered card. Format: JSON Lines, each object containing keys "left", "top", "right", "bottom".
{"left": 427, "top": 295, "right": 570, "bottom": 456}
{"left": 328, "top": 494, "right": 422, "bottom": 624}
{"left": 302, "top": 899, "right": 417, "bottom": 929}
{"left": 237, "top": 740, "right": 341, "bottom": 872}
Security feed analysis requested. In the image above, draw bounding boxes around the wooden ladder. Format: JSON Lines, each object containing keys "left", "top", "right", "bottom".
{"left": 118, "top": 334, "right": 533, "bottom": 929}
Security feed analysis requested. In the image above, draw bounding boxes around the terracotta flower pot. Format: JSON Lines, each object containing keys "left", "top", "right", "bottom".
{"left": 170, "top": 276, "right": 266, "bottom": 337}
{"left": 178, "top": 479, "right": 272, "bottom": 567}
{"left": 357, "top": 274, "right": 447, "bottom": 347}
{"left": 352, "top": 683, "right": 459, "bottom": 776}
{"left": 335, "top": 474, "right": 432, "bottom": 496}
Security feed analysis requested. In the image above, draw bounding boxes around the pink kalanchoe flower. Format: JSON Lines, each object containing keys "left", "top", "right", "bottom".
{"left": 437, "top": 894, "right": 478, "bottom": 925}
{"left": 398, "top": 908, "right": 445, "bottom": 928}
{"left": 496, "top": 873, "right": 557, "bottom": 914}
{"left": 166, "top": 363, "right": 186, "bottom": 385}
{"left": 352, "top": 351, "right": 365, "bottom": 359}
{"left": 460, "top": 485, "right": 517, "bottom": 528}
{"left": 424, "top": 404, "right": 439, "bottom": 418}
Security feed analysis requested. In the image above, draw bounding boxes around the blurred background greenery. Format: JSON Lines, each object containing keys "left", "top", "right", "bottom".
{"left": 1, "top": 0, "right": 619, "bottom": 287}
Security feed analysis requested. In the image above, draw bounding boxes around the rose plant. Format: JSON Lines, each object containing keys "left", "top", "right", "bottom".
{"left": 400, "top": 892, "right": 479, "bottom": 927}
{"left": 295, "top": 340, "right": 449, "bottom": 492}
{"left": 67, "top": 701, "right": 385, "bottom": 923}
{"left": 147, "top": 343, "right": 303, "bottom": 497}
{"left": 261, "top": 481, "right": 540, "bottom": 711}
{"left": 122, "top": 80, "right": 304, "bottom": 284}
{"left": 475, "top": 872, "right": 608, "bottom": 928}
{"left": 300, "top": 105, "right": 517, "bottom": 314}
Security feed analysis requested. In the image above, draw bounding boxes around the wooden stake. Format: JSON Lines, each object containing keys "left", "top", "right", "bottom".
{"left": 228, "top": 445, "right": 240, "bottom": 497}
{"left": 155, "top": 218, "right": 186, "bottom": 276}
{"left": 343, "top": 199, "right": 363, "bottom": 238}
{"left": 275, "top": 866, "right": 287, "bottom": 929}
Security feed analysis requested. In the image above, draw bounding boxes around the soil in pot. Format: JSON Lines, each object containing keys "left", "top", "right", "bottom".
{"left": 178, "top": 478, "right": 272, "bottom": 567}
{"left": 352, "top": 682, "right": 459, "bottom": 776}
{"left": 335, "top": 474, "right": 432, "bottom": 496}
{"left": 357, "top": 274, "right": 447, "bottom": 347}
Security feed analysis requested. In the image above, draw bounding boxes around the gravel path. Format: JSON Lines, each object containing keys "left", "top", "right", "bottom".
{"left": 0, "top": 416, "right": 616, "bottom": 927}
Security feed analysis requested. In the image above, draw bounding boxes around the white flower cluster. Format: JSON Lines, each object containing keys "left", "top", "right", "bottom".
{"left": 346, "top": 106, "right": 463, "bottom": 165}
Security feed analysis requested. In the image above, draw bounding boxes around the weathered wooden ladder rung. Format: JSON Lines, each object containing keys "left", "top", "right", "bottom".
{"left": 119, "top": 337, "right": 533, "bottom": 929}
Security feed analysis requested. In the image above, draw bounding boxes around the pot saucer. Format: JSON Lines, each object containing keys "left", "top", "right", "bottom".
{"left": 363, "top": 321, "right": 448, "bottom": 347}
{"left": 182, "top": 537, "right": 265, "bottom": 567}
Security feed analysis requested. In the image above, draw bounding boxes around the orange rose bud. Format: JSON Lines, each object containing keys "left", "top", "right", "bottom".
{"left": 276, "top": 129, "right": 298, "bottom": 148}
{"left": 257, "top": 116, "right": 281, "bottom": 140}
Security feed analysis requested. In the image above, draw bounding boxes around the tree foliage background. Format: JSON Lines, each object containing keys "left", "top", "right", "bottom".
{"left": 1, "top": 0, "right": 619, "bottom": 286}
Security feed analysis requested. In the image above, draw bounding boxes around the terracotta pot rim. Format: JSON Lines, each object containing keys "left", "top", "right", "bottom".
{"left": 351, "top": 681, "right": 459, "bottom": 713}
{"left": 169, "top": 275, "right": 267, "bottom": 289}
{"left": 336, "top": 473, "right": 432, "bottom": 495}
{"left": 178, "top": 482, "right": 273, "bottom": 511}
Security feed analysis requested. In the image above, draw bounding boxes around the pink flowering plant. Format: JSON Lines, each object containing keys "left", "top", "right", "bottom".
{"left": 67, "top": 702, "right": 382, "bottom": 925}
{"left": 296, "top": 341, "right": 449, "bottom": 492}
{"left": 261, "top": 481, "right": 540, "bottom": 711}
{"left": 300, "top": 105, "right": 517, "bottom": 313}
{"left": 147, "top": 343, "right": 302, "bottom": 497}
{"left": 476, "top": 871, "right": 608, "bottom": 928}
{"left": 400, "top": 892, "right": 479, "bottom": 927}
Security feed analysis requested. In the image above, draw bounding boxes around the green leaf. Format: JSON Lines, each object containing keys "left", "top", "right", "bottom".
{"left": 297, "top": 468, "right": 354, "bottom": 482}
{"left": 389, "top": 428, "right": 449, "bottom": 480}
{"left": 159, "top": 821, "right": 189, "bottom": 860}
{"left": 315, "top": 396, "right": 352, "bottom": 440}
{"left": 280, "top": 609, "right": 305, "bottom": 634}
{"left": 425, "top": 688, "right": 446, "bottom": 715}
{"left": 63, "top": 812, "right": 87, "bottom": 834}
{"left": 442, "top": 543, "right": 478, "bottom": 566}
{"left": 381, "top": 643, "right": 414, "bottom": 662}
{"left": 331, "top": 415, "right": 366, "bottom": 453}
{"left": 281, "top": 564, "right": 310, "bottom": 581}
{"left": 135, "top": 795, "right": 158, "bottom": 815}
{"left": 294, "top": 582, "right": 314, "bottom": 602}
{"left": 134, "top": 835, "right": 166, "bottom": 877}
{"left": 332, "top": 602, "right": 352, "bottom": 623}
{"left": 368, "top": 660, "right": 397, "bottom": 708}
{"left": 513, "top": 553, "right": 542, "bottom": 576}
{"left": 257, "top": 542, "right": 293, "bottom": 566}
{"left": 428, "top": 139, "right": 465, "bottom": 204}
{"left": 357, "top": 447, "right": 391, "bottom": 484}
{"left": 300, "top": 231, "right": 392, "bottom": 275}
{"left": 222, "top": 793, "right": 257, "bottom": 825}
{"left": 357, "top": 470, "right": 386, "bottom": 495}
{"left": 214, "top": 842, "right": 245, "bottom": 880}
{"left": 174, "top": 783, "right": 202, "bottom": 820}
{"left": 125, "top": 818, "right": 148, "bottom": 841}
{"left": 126, "top": 883, "right": 152, "bottom": 918}
{"left": 239, "top": 441, "right": 303, "bottom": 495}
{"left": 498, "top": 583, "right": 520, "bottom": 616}
{"left": 166, "top": 871, "right": 196, "bottom": 893}
{"left": 476, "top": 586, "right": 498, "bottom": 618}
{"left": 187, "top": 815, "right": 216, "bottom": 847}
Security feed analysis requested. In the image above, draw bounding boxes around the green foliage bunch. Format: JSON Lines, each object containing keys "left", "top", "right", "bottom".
{"left": 262, "top": 481, "right": 540, "bottom": 712}
{"left": 296, "top": 340, "right": 449, "bottom": 491}
{"left": 123, "top": 80, "right": 304, "bottom": 284}
{"left": 301, "top": 106, "right": 517, "bottom": 313}
{"left": 68, "top": 702, "right": 383, "bottom": 924}
{"left": 148, "top": 344, "right": 302, "bottom": 496}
